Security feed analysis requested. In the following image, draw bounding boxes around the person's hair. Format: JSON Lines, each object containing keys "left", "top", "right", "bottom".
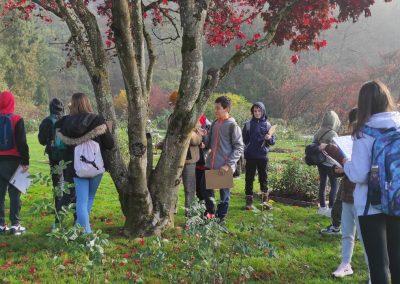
{"left": 215, "top": 96, "right": 231, "bottom": 110}
{"left": 352, "top": 80, "right": 395, "bottom": 137}
{"left": 347, "top": 107, "right": 357, "bottom": 132}
{"left": 69, "top": 93, "right": 93, "bottom": 115}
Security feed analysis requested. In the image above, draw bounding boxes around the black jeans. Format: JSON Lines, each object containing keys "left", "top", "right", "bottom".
{"left": 245, "top": 158, "right": 268, "bottom": 195}
{"left": 0, "top": 160, "right": 21, "bottom": 226}
{"left": 358, "top": 214, "right": 400, "bottom": 284}
{"left": 331, "top": 183, "right": 343, "bottom": 227}
{"left": 317, "top": 164, "right": 337, "bottom": 208}
{"left": 195, "top": 168, "right": 205, "bottom": 201}
{"left": 50, "top": 160, "right": 76, "bottom": 223}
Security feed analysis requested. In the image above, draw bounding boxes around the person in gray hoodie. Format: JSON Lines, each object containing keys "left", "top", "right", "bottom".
{"left": 202, "top": 96, "right": 244, "bottom": 221}
{"left": 313, "top": 110, "right": 341, "bottom": 217}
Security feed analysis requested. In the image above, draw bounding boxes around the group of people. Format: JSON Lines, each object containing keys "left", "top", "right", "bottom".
{"left": 314, "top": 80, "right": 400, "bottom": 284}
{"left": 0, "top": 80, "right": 399, "bottom": 284}
{"left": 0, "top": 91, "right": 114, "bottom": 235}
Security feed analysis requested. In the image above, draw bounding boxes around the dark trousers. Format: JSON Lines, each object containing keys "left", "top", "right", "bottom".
{"left": 195, "top": 168, "right": 205, "bottom": 201}
{"left": 0, "top": 160, "right": 21, "bottom": 226}
{"left": 358, "top": 214, "right": 400, "bottom": 284}
{"left": 245, "top": 158, "right": 268, "bottom": 196}
{"left": 50, "top": 160, "right": 76, "bottom": 223}
{"left": 317, "top": 164, "right": 337, "bottom": 208}
{"left": 331, "top": 183, "right": 343, "bottom": 227}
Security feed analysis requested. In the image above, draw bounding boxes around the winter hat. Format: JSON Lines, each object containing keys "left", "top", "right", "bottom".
{"left": 49, "top": 98, "right": 64, "bottom": 116}
{"left": 0, "top": 91, "right": 15, "bottom": 114}
{"left": 169, "top": 91, "right": 179, "bottom": 106}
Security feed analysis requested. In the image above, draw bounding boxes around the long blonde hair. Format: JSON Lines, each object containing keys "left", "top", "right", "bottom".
{"left": 69, "top": 93, "right": 93, "bottom": 115}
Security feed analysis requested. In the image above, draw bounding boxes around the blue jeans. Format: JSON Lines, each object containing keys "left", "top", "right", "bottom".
{"left": 202, "top": 187, "right": 231, "bottom": 220}
{"left": 73, "top": 174, "right": 102, "bottom": 233}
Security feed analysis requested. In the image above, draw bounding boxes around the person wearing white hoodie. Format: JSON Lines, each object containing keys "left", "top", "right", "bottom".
{"left": 344, "top": 80, "right": 400, "bottom": 284}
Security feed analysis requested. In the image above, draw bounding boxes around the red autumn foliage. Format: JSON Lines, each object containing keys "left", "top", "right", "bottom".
{"left": 149, "top": 85, "right": 169, "bottom": 117}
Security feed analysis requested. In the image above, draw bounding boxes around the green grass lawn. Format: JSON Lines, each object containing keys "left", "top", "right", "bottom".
{"left": 0, "top": 134, "right": 369, "bottom": 283}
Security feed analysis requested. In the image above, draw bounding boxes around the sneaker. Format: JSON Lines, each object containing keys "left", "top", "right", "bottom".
{"left": 332, "top": 263, "right": 353, "bottom": 278}
{"left": 10, "top": 224, "right": 26, "bottom": 235}
{"left": 318, "top": 207, "right": 331, "bottom": 217}
{"left": 320, "top": 224, "right": 341, "bottom": 235}
{"left": 0, "top": 225, "right": 9, "bottom": 234}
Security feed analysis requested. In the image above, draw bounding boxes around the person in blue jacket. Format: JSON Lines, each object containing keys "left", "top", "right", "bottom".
{"left": 242, "top": 102, "right": 276, "bottom": 210}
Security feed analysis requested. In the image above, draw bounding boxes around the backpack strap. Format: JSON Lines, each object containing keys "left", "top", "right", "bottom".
{"left": 315, "top": 129, "right": 332, "bottom": 143}
{"left": 206, "top": 119, "right": 217, "bottom": 149}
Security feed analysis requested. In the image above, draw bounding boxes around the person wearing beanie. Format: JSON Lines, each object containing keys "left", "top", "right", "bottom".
{"left": 242, "top": 102, "right": 276, "bottom": 210}
{"left": 0, "top": 91, "right": 29, "bottom": 235}
{"left": 38, "top": 98, "right": 76, "bottom": 229}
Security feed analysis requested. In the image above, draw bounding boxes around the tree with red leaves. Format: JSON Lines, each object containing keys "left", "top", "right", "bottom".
{"left": 2, "top": 0, "right": 390, "bottom": 236}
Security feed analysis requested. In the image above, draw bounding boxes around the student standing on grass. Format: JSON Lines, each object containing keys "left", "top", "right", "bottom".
{"left": 202, "top": 96, "right": 244, "bottom": 222}
{"left": 343, "top": 80, "right": 400, "bottom": 284}
{"left": 321, "top": 108, "right": 370, "bottom": 280}
{"left": 313, "top": 110, "right": 341, "bottom": 217}
{"left": 0, "top": 91, "right": 29, "bottom": 235}
{"left": 195, "top": 114, "right": 211, "bottom": 202}
{"left": 242, "top": 102, "right": 275, "bottom": 210}
{"left": 56, "top": 93, "right": 114, "bottom": 234}
{"left": 38, "top": 98, "right": 76, "bottom": 229}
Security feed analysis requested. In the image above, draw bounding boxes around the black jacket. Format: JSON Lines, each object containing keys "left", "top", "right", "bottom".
{"left": 55, "top": 113, "right": 114, "bottom": 177}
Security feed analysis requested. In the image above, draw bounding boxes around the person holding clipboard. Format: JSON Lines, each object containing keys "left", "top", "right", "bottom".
{"left": 242, "top": 102, "right": 276, "bottom": 210}
{"left": 0, "top": 91, "right": 29, "bottom": 235}
{"left": 202, "top": 96, "right": 244, "bottom": 222}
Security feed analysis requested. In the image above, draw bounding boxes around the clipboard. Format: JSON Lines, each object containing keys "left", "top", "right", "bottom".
{"left": 332, "top": 136, "right": 353, "bottom": 159}
{"left": 261, "top": 125, "right": 277, "bottom": 147}
{"left": 9, "top": 165, "right": 31, "bottom": 194}
{"left": 205, "top": 168, "right": 234, "bottom": 189}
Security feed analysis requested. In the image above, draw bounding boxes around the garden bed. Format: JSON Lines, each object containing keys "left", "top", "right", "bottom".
{"left": 269, "top": 193, "right": 318, "bottom": 207}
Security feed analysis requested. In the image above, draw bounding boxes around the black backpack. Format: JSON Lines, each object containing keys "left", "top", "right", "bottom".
{"left": 304, "top": 130, "right": 331, "bottom": 166}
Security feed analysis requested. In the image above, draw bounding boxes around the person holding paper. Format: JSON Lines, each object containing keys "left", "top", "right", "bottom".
{"left": 202, "top": 96, "right": 244, "bottom": 222}
{"left": 314, "top": 110, "right": 341, "bottom": 217}
{"left": 0, "top": 91, "right": 29, "bottom": 235}
{"left": 242, "top": 102, "right": 276, "bottom": 210}
{"left": 343, "top": 80, "right": 400, "bottom": 284}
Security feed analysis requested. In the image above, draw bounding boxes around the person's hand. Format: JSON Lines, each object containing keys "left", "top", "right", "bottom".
{"left": 334, "top": 166, "right": 344, "bottom": 174}
{"left": 21, "top": 165, "right": 29, "bottom": 173}
{"left": 196, "top": 128, "right": 207, "bottom": 136}
{"left": 264, "top": 133, "right": 272, "bottom": 140}
{"left": 319, "top": 143, "right": 327, "bottom": 150}
{"left": 219, "top": 165, "right": 230, "bottom": 175}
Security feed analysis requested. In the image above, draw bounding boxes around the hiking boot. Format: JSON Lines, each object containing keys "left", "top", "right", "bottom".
{"left": 10, "top": 224, "right": 26, "bottom": 235}
{"left": 332, "top": 263, "right": 353, "bottom": 278}
{"left": 245, "top": 195, "right": 253, "bottom": 210}
{"left": 320, "top": 224, "right": 341, "bottom": 235}
{"left": 0, "top": 224, "right": 9, "bottom": 234}
{"left": 261, "top": 192, "right": 273, "bottom": 210}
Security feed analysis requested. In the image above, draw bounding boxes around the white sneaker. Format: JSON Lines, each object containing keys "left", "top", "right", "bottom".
{"left": 10, "top": 224, "right": 26, "bottom": 235}
{"left": 318, "top": 207, "right": 330, "bottom": 217}
{"left": 332, "top": 263, "right": 353, "bottom": 278}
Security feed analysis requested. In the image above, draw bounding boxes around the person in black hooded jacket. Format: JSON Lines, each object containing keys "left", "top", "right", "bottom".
{"left": 38, "top": 98, "right": 76, "bottom": 229}
{"left": 242, "top": 102, "right": 276, "bottom": 210}
{"left": 56, "top": 93, "right": 114, "bottom": 234}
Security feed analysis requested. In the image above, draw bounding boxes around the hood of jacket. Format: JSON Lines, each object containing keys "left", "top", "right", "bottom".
{"left": 366, "top": 112, "right": 400, "bottom": 129}
{"left": 0, "top": 91, "right": 15, "bottom": 114}
{"left": 49, "top": 98, "right": 64, "bottom": 117}
{"left": 321, "top": 110, "right": 341, "bottom": 131}
{"left": 251, "top": 102, "right": 267, "bottom": 121}
{"left": 58, "top": 113, "right": 107, "bottom": 145}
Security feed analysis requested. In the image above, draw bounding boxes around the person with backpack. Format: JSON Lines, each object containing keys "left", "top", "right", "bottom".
{"left": 242, "top": 102, "right": 276, "bottom": 210}
{"left": 202, "top": 96, "right": 244, "bottom": 222}
{"left": 0, "top": 91, "right": 29, "bottom": 235}
{"left": 56, "top": 93, "right": 114, "bottom": 234}
{"left": 313, "top": 110, "right": 341, "bottom": 217}
{"left": 38, "top": 98, "right": 76, "bottom": 228}
{"left": 343, "top": 80, "right": 400, "bottom": 284}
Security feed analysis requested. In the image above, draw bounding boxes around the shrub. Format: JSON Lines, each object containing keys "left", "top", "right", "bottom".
{"left": 269, "top": 158, "right": 319, "bottom": 202}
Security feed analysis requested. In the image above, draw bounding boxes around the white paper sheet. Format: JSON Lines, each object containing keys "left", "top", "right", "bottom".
{"left": 9, "top": 166, "right": 31, "bottom": 194}
{"left": 333, "top": 135, "right": 353, "bottom": 160}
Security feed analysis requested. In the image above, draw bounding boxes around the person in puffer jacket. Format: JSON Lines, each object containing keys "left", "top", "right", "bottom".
{"left": 56, "top": 93, "right": 114, "bottom": 234}
{"left": 314, "top": 110, "right": 341, "bottom": 217}
{"left": 242, "top": 102, "right": 276, "bottom": 210}
{"left": 0, "top": 91, "right": 29, "bottom": 235}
